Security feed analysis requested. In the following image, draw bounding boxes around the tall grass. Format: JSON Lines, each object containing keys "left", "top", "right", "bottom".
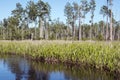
{"left": 0, "top": 41, "right": 119, "bottom": 72}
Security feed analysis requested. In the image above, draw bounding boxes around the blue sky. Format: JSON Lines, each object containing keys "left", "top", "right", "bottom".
{"left": 0, "top": 0, "right": 120, "bottom": 23}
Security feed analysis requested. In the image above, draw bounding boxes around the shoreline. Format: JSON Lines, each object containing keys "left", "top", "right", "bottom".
{"left": 28, "top": 56, "right": 120, "bottom": 80}
{"left": 0, "top": 41, "right": 119, "bottom": 79}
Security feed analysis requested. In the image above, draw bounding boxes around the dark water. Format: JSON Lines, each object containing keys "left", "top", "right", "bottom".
{"left": 0, "top": 55, "right": 115, "bottom": 80}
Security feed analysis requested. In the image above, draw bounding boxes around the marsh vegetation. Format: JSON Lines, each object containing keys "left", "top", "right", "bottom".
{"left": 0, "top": 41, "right": 119, "bottom": 76}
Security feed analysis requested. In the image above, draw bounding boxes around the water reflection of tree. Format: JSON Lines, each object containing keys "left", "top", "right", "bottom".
{"left": 5, "top": 56, "right": 28, "bottom": 80}
{"left": 4, "top": 55, "right": 49, "bottom": 80}
{"left": 30, "top": 61, "right": 114, "bottom": 80}
{"left": 28, "top": 60, "right": 49, "bottom": 80}
{"left": 27, "top": 67, "right": 48, "bottom": 80}
{"left": 2, "top": 55, "right": 114, "bottom": 80}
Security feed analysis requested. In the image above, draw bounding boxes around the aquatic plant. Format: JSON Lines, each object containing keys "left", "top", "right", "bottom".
{"left": 0, "top": 41, "right": 119, "bottom": 72}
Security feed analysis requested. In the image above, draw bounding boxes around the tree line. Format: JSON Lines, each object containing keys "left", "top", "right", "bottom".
{"left": 0, "top": 0, "right": 119, "bottom": 41}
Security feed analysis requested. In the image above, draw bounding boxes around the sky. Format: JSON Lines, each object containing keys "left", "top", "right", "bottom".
{"left": 0, "top": 0, "right": 120, "bottom": 24}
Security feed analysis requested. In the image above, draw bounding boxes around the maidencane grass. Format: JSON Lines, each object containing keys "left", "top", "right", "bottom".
{"left": 0, "top": 41, "right": 119, "bottom": 72}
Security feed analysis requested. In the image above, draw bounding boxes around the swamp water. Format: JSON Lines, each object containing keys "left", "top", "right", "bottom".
{"left": 0, "top": 55, "right": 114, "bottom": 80}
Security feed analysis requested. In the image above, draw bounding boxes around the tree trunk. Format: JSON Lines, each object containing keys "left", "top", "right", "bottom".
{"left": 78, "top": 7, "right": 81, "bottom": 41}
{"left": 31, "top": 33, "right": 33, "bottom": 40}
{"left": 56, "top": 33, "right": 58, "bottom": 40}
{"left": 90, "top": 18, "right": 93, "bottom": 40}
{"left": 45, "top": 20, "right": 48, "bottom": 40}
{"left": 118, "top": 29, "right": 120, "bottom": 41}
{"left": 82, "top": 18, "right": 85, "bottom": 40}
{"left": 1, "top": 28, "right": 2, "bottom": 39}
{"left": 6, "top": 28, "right": 8, "bottom": 39}
{"left": 110, "top": 4, "right": 113, "bottom": 41}
{"left": 72, "top": 21, "right": 75, "bottom": 40}
{"left": 78, "top": 17, "right": 81, "bottom": 40}
{"left": 66, "top": 24, "right": 69, "bottom": 40}
{"left": 102, "top": 17, "right": 105, "bottom": 40}
{"left": 34, "top": 21, "right": 37, "bottom": 40}
{"left": 71, "top": 16, "right": 75, "bottom": 40}
{"left": 106, "top": 16, "right": 109, "bottom": 41}
{"left": 113, "top": 25, "right": 115, "bottom": 40}
{"left": 39, "top": 17, "right": 43, "bottom": 39}
{"left": 10, "top": 28, "right": 12, "bottom": 40}
{"left": 106, "top": 0, "right": 109, "bottom": 41}
{"left": 22, "top": 24, "right": 24, "bottom": 40}
{"left": 90, "top": 24, "right": 92, "bottom": 40}
{"left": 2, "top": 28, "right": 5, "bottom": 40}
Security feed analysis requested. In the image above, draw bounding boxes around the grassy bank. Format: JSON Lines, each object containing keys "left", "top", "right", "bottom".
{"left": 0, "top": 41, "right": 120, "bottom": 73}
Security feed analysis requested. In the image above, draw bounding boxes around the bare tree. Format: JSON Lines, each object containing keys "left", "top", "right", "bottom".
{"left": 109, "top": 0, "right": 113, "bottom": 41}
